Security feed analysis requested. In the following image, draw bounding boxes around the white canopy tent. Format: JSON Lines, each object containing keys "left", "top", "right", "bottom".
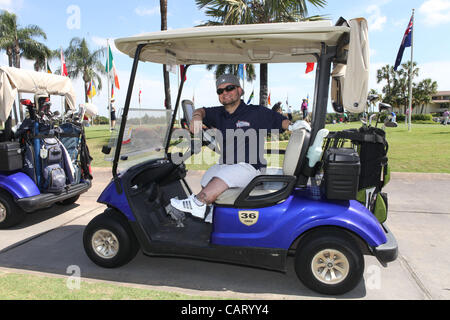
{"left": 0, "top": 66, "right": 76, "bottom": 122}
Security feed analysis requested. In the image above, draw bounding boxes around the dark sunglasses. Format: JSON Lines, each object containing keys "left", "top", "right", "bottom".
{"left": 217, "top": 85, "right": 237, "bottom": 95}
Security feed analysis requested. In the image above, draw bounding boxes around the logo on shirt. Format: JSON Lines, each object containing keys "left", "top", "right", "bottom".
{"left": 236, "top": 120, "right": 250, "bottom": 128}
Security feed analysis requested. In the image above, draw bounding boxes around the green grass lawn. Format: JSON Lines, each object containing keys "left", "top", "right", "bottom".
{"left": 0, "top": 271, "right": 219, "bottom": 300}
{"left": 84, "top": 122, "right": 450, "bottom": 173}
{"left": 84, "top": 125, "right": 112, "bottom": 168}
{"left": 324, "top": 122, "right": 450, "bottom": 173}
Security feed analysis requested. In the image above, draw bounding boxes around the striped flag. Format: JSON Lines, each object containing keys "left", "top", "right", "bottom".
{"left": 46, "top": 61, "right": 52, "bottom": 74}
{"left": 106, "top": 45, "right": 120, "bottom": 89}
{"left": 247, "top": 89, "right": 254, "bottom": 104}
{"left": 61, "top": 48, "right": 68, "bottom": 76}
{"left": 87, "top": 81, "right": 96, "bottom": 99}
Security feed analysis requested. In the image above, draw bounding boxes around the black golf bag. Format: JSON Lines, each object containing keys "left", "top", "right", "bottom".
{"left": 323, "top": 126, "right": 390, "bottom": 223}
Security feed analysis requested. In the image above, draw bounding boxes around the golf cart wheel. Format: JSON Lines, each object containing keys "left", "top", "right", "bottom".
{"left": 83, "top": 210, "right": 140, "bottom": 268}
{"left": 294, "top": 229, "right": 364, "bottom": 295}
{"left": 58, "top": 195, "right": 80, "bottom": 206}
{"left": 0, "top": 190, "right": 26, "bottom": 229}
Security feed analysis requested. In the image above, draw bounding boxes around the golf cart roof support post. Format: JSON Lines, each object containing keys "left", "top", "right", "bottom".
{"left": 310, "top": 43, "right": 336, "bottom": 143}
{"left": 164, "top": 64, "right": 190, "bottom": 154}
{"left": 112, "top": 43, "right": 145, "bottom": 193}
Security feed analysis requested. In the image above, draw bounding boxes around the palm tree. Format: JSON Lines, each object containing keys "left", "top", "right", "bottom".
{"left": 376, "top": 65, "right": 393, "bottom": 98}
{"left": 63, "top": 37, "right": 106, "bottom": 103}
{"left": 206, "top": 63, "right": 257, "bottom": 83}
{"left": 0, "top": 10, "right": 48, "bottom": 68}
{"left": 376, "top": 62, "right": 419, "bottom": 113}
{"left": 196, "top": 0, "right": 327, "bottom": 106}
{"left": 398, "top": 61, "right": 419, "bottom": 113}
{"left": 160, "top": 0, "right": 172, "bottom": 109}
{"left": 0, "top": 10, "right": 49, "bottom": 120}
{"left": 22, "top": 45, "right": 58, "bottom": 72}
{"left": 414, "top": 78, "right": 438, "bottom": 114}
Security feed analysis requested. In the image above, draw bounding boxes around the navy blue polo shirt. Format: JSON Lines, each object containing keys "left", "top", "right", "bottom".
{"left": 203, "top": 100, "right": 287, "bottom": 170}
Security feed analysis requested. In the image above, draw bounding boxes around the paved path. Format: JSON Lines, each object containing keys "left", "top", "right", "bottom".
{"left": 0, "top": 169, "right": 448, "bottom": 300}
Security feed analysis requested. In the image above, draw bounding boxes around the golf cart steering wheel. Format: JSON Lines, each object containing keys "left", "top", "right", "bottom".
{"left": 181, "top": 100, "right": 218, "bottom": 151}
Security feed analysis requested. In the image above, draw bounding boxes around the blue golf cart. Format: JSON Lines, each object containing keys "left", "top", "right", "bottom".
{"left": 83, "top": 18, "right": 397, "bottom": 295}
{"left": 0, "top": 67, "right": 92, "bottom": 228}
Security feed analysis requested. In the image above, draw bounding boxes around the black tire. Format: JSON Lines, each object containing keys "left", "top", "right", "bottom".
{"left": 0, "top": 190, "right": 26, "bottom": 229}
{"left": 83, "top": 209, "right": 140, "bottom": 268}
{"left": 58, "top": 195, "right": 80, "bottom": 206}
{"left": 294, "top": 229, "right": 364, "bottom": 295}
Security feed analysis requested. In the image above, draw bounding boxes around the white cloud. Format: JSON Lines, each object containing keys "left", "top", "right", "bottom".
{"left": 135, "top": 6, "right": 160, "bottom": 17}
{"left": 417, "top": 60, "right": 450, "bottom": 90}
{"left": 366, "top": 5, "right": 387, "bottom": 31}
{"left": 419, "top": 0, "right": 450, "bottom": 26}
{"left": 0, "top": 0, "right": 23, "bottom": 12}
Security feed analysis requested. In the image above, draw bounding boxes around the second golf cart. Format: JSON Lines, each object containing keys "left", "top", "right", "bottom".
{"left": 0, "top": 67, "right": 92, "bottom": 228}
{"left": 83, "top": 18, "right": 398, "bottom": 295}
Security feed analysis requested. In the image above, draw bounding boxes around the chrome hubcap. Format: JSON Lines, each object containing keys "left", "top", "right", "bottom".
{"left": 0, "top": 202, "right": 6, "bottom": 223}
{"left": 311, "top": 249, "right": 350, "bottom": 285}
{"left": 91, "top": 229, "right": 119, "bottom": 259}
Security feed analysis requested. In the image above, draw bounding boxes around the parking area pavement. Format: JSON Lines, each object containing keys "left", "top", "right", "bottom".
{"left": 0, "top": 168, "right": 449, "bottom": 300}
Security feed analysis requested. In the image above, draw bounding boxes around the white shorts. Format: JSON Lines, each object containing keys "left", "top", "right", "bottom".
{"left": 201, "top": 163, "right": 261, "bottom": 188}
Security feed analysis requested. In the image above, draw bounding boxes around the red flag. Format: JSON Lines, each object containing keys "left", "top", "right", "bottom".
{"left": 180, "top": 65, "right": 187, "bottom": 82}
{"left": 305, "top": 62, "right": 315, "bottom": 74}
{"left": 61, "top": 49, "right": 68, "bottom": 77}
{"left": 139, "top": 89, "right": 142, "bottom": 105}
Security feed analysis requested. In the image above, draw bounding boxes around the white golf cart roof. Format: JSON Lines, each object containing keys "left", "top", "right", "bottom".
{"left": 0, "top": 66, "right": 76, "bottom": 122}
{"left": 115, "top": 20, "right": 350, "bottom": 65}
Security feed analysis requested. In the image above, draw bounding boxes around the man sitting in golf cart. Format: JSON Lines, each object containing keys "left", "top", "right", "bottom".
{"left": 171, "top": 74, "right": 303, "bottom": 219}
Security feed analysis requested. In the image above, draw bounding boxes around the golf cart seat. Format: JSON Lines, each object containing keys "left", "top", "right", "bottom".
{"left": 215, "top": 128, "right": 311, "bottom": 207}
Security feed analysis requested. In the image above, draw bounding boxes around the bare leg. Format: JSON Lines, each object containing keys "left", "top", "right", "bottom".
{"left": 196, "top": 177, "right": 229, "bottom": 205}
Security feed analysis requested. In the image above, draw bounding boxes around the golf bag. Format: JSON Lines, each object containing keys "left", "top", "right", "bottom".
{"left": 324, "top": 126, "right": 390, "bottom": 223}
{"left": 40, "top": 137, "right": 68, "bottom": 193}
{"left": 59, "top": 122, "right": 83, "bottom": 184}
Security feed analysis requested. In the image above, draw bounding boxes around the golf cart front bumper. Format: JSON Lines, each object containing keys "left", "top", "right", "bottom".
{"left": 372, "top": 223, "right": 398, "bottom": 267}
{"left": 16, "top": 180, "right": 92, "bottom": 212}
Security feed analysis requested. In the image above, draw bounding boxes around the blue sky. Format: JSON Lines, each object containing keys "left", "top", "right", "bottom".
{"left": 1, "top": 0, "right": 450, "bottom": 116}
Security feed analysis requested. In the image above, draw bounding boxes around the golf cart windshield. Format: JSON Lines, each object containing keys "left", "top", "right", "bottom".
{"left": 111, "top": 18, "right": 369, "bottom": 177}
{"left": 105, "top": 107, "right": 172, "bottom": 169}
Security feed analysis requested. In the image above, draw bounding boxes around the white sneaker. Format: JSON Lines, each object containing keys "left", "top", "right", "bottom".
{"left": 170, "top": 195, "right": 207, "bottom": 219}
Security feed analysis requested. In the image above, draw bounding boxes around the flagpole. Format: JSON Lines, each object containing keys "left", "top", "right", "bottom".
{"left": 106, "top": 39, "right": 112, "bottom": 131}
{"left": 60, "top": 47, "right": 64, "bottom": 115}
{"left": 408, "top": 9, "right": 415, "bottom": 132}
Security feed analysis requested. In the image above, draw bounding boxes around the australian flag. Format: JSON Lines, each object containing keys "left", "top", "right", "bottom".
{"left": 394, "top": 15, "right": 413, "bottom": 71}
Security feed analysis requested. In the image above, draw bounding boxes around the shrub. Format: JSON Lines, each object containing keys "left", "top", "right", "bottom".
{"left": 411, "top": 114, "right": 432, "bottom": 121}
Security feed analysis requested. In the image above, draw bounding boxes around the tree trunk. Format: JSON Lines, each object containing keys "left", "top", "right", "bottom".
{"left": 160, "top": 0, "right": 172, "bottom": 110}
{"left": 84, "top": 82, "right": 89, "bottom": 103}
{"left": 259, "top": 63, "right": 268, "bottom": 107}
{"left": 13, "top": 43, "right": 25, "bottom": 122}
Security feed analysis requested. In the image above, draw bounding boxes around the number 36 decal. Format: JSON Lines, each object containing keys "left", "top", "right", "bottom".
{"left": 238, "top": 211, "right": 259, "bottom": 226}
